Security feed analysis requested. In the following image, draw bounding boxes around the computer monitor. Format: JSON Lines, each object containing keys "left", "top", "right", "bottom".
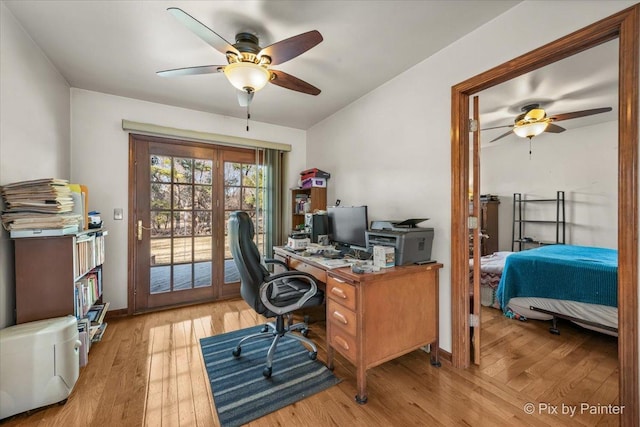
{"left": 327, "top": 206, "right": 369, "bottom": 249}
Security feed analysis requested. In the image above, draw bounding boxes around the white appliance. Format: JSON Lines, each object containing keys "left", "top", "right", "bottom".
{"left": 0, "top": 316, "right": 81, "bottom": 419}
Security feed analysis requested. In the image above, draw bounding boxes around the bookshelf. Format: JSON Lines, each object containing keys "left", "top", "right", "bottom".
{"left": 14, "top": 229, "right": 108, "bottom": 331}
{"left": 291, "top": 187, "right": 327, "bottom": 230}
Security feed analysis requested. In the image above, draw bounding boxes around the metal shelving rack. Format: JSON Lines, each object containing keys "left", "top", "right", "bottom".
{"left": 511, "top": 191, "right": 565, "bottom": 251}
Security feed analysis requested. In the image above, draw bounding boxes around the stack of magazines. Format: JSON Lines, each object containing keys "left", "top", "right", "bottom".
{"left": 1, "top": 178, "right": 82, "bottom": 237}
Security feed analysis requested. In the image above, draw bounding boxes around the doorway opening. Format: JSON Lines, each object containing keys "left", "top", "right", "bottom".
{"left": 451, "top": 6, "right": 638, "bottom": 425}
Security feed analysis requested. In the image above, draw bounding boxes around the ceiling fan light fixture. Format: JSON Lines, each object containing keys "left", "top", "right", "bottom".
{"left": 513, "top": 121, "right": 549, "bottom": 138}
{"left": 223, "top": 62, "right": 271, "bottom": 92}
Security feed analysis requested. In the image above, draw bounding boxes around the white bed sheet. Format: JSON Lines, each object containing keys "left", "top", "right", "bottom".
{"left": 507, "top": 297, "right": 618, "bottom": 337}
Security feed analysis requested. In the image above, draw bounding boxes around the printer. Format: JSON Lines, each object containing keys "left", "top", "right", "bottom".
{"left": 365, "top": 218, "right": 434, "bottom": 265}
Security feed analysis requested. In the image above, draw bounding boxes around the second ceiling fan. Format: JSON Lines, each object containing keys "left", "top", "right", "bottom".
{"left": 157, "top": 7, "right": 323, "bottom": 107}
{"left": 483, "top": 103, "right": 613, "bottom": 143}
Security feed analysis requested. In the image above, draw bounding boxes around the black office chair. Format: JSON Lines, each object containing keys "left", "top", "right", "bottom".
{"left": 228, "top": 211, "right": 325, "bottom": 378}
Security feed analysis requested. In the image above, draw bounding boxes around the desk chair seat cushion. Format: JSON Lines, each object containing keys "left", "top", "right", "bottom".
{"left": 263, "top": 277, "right": 325, "bottom": 316}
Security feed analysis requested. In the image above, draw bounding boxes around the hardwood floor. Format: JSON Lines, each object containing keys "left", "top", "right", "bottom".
{"left": 1, "top": 302, "right": 619, "bottom": 426}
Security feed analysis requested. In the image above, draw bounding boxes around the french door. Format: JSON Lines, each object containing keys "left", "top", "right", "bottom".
{"left": 130, "top": 134, "right": 265, "bottom": 312}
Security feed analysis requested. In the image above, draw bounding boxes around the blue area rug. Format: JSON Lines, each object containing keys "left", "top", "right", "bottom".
{"left": 200, "top": 325, "right": 341, "bottom": 427}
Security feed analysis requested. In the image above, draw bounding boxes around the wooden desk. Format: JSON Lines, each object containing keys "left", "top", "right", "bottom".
{"left": 273, "top": 247, "right": 442, "bottom": 404}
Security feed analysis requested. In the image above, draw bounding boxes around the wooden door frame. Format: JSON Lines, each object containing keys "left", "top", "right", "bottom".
{"left": 450, "top": 5, "right": 638, "bottom": 426}
{"left": 126, "top": 134, "right": 260, "bottom": 313}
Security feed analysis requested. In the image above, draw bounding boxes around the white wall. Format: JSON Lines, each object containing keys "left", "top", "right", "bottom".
{"left": 0, "top": 3, "right": 71, "bottom": 328}
{"left": 482, "top": 120, "right": 618, "bottom": 251}
{"left": 70, "top": 89, "right": 306, "bottom": 312}
{"left": 307, "top": 0, "right": 635, "bottom": 353}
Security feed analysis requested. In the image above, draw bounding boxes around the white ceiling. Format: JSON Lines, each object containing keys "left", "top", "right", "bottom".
{"left": 478, "top": 39, "right": 618, "bottom": 146}
{"left": 4, "top": 0, "right": 523, "bottom": 130}
{"left": 4, "top": 1, "right": 618, "bottom": 136}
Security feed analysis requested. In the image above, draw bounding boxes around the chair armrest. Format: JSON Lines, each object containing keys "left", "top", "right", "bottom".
{"left": 259, "top": 271, "right": 319, "bottom": 315}
{"left": 264, "top": 258, "right": 289, "bottom": 270}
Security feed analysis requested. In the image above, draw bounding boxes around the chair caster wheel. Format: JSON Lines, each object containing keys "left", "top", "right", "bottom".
{"left": 355, "top": 394, "right": 368, "bottom": 404}
{"left": 263, "top": 367, "right": 272, "bottom": 378}
{"left": 301, "top": 328, "right": 310, "bottom": 337}
{"left": 232, "top": 347, "right": 241, "bottom": 357}
{"left": 308, "top": 351, "right": 317, "bottom": 361}
{"left": 261, "top": 325, "right": 269, "bottom": 333}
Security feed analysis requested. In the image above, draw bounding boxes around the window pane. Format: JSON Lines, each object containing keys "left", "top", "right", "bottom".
{"left": 174, "top": 157, "right": 193, "bottom": 183}
{"left": 151, "top": 183, "right": 171, "bottom": 210}
{"left": 150, "top": 155, "right": 171, "bottom": 183}
{"left": 173, "top": 184, "right": 193, "bottom": 209}
{"left": 242, "top": 164, "right": 257, "bottom": 186}
{"left": 173, "top": 212, "right": 192, "bottom": 236}
{"left": 150, "top": 266, "right": 170, "bottom": 294}
{"left": 194, "top": 211, "right": 212, "bottom": 236}
{"left": 224, "top": 260, "right": 238, "bottom": 284}
{"left": 150, "top": 211, "right": 171, "bottom": 237}
{"left": 151, "top": 238, "right": 171, "bottom": 264}
{"left": 224, "top": 212, "right": 231, "bottom": 258}
{"left": 194, "top": 185, "right": 212, "bottom": 209}
{"left": 242, "top": 187, "right": 257, "bottom": 210}
{"left": 226, "top": 187, "right": 240, "bottom": 210}
{"left": 194, "top": 159, "right": 213, "bottom": 184}
{"left": 173, "top": 264, "right": 192, "bottom": 290}
{"left": 173, "top": 238, "right": 193, "bottom": 263}
{"left": 194, "top": 236, "right": 212, "bottom": 261}
{"left": 195, "top": 262, "right": 212, "bottom": 287}
{"left": 224, "top": 162, "right": 241, "bottom": 186}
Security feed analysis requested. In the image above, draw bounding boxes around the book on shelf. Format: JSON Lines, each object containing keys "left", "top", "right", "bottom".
{"left": 86, "top": 301, "right": 109, "bottom": 326}
{"left": 90, "top": 322, "right": 108, "bottom": 342}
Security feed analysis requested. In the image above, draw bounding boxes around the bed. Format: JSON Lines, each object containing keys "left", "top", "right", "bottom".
{"left": 496, "top": 244, "right": 618, "bottom": 336}
{"left": 469, "top": 251, "right": 512, "bottom": 309}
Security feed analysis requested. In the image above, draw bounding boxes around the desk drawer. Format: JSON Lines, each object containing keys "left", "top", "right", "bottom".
{"left": 288, "top": 258, "right": 326, "bottom": 283}
{"left": 326, "top": 275, "right": 356, "bottom": 311}
{"left": 329, "top": 327, "right": 357, "bottom": 363}
{"left": 327, "top": 299, "right": 357, "bottom": 336}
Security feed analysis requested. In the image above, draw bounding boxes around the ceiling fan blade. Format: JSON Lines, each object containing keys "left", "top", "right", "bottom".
{"left": 489, "top": 130, "right": 514, "bottom": 143}
{"left": 258, "top": 30, "right": 323, "bottom": 66}
{"left": 157, "top": 65, "right": 225, "bottom": 77}
{"left": 545, "top": 123, "right": 566, "bottom": 133}
{"left": 167, "top": 8, "right": 239, "bottom": 57}
{"left": 549, "top": 107, "right": 612, "bottom": 122}
{"left": 269, "top": 70, "right": 321, "bottom": 95}
{"left": 481, "top": 124, "right": 513, "bottom": 131}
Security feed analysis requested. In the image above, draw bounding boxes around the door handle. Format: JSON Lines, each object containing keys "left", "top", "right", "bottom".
{"left": 138, "top": 220, "right": 153, "bottom": 240}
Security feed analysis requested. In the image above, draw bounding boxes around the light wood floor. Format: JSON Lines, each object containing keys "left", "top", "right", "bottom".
{"left": 1, "top": 302, "right": 619, "bottom": 427}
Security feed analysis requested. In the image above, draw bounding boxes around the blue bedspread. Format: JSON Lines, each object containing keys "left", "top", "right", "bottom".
{"left": 496, "top": 245, "right": 618, "bottom": 312}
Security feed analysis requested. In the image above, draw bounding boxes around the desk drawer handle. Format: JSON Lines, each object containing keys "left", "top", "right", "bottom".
{"left": 331, "top": 277, "right": 346, "bottom": 283}
{"left": 330, "top": 287, "right": 347, "bottom": 299}
{"left": 334, "top": 335, "right": 350, "bottom": 351}
{"left": 332, "top": 311, "right": 348, "bottom": 325}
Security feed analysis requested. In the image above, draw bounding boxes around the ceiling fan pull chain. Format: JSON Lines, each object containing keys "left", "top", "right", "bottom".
{"left": 529, "top": 137, "right": 532, "bottom": 159}
{"left": 246, "top": 104, "right": 250, "bottom": 132}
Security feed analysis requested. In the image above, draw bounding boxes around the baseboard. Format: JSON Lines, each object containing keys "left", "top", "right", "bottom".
{"left": 104, "top": 308, "right": 128, "bottom": 320}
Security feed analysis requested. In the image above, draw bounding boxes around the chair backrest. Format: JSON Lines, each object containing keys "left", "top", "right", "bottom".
{"left": 228, "top": 211, "right": 270, "bottom": 315}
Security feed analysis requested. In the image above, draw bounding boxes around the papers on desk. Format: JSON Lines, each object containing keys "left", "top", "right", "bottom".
{"left": 313, "top": 258, "right": 353, "bottom": 269}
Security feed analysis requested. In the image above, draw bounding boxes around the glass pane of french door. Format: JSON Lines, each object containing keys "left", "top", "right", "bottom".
{"left": 222, "top": 153, "right": 266, "bottom": 287}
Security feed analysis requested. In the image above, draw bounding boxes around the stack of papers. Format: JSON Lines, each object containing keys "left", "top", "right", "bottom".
{"left": 314, "top": 258, "right": 353, "bottom": 269}
{"left": 1, "top": 178, "right": 81, "bottom": 235}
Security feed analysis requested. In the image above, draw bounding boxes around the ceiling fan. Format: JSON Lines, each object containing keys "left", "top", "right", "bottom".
{"left": 157, "top": 8, "right": 323, "bottom": 108}
{"left": 482, "top": 103, "right": 613, "bottom": 143}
